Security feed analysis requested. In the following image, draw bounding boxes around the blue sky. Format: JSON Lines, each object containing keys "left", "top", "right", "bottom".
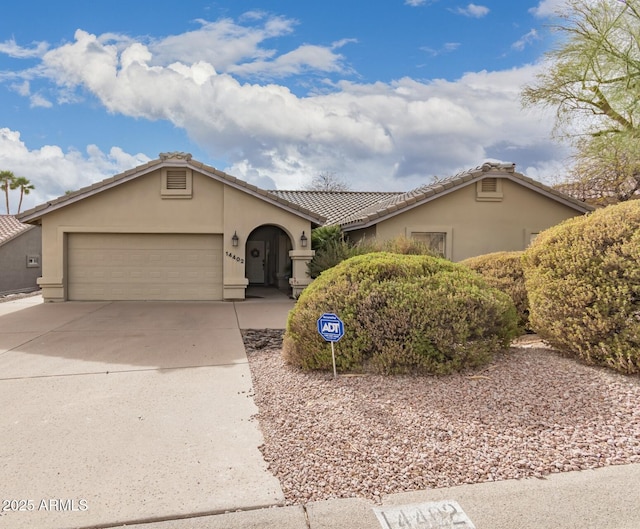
{"left": 0, "top": 0, "right": 568, "bottom": 212}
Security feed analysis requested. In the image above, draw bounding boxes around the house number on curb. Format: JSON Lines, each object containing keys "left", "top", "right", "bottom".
{"left": 317, "top": 313, "right": 344, "bottom": 378}
{"left": 373, "top": 500, "right": 476, "bottom": 529}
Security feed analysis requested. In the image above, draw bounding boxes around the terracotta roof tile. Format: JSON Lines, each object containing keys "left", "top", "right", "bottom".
{"left": 16, "top": 156, "right": 592, "bottom": 229}
{"left": 17, "top": 154, "right": 326, "bottom": 225}
{"left": 0, "top": 215, "right": 34, "bottom": 246}
{"left": 268, "top": 190, "right": 399, "bottom": 225}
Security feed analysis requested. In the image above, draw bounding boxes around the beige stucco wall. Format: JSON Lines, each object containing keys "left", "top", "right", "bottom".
{"left": 222, "top": 185, "right": 313, "bottom": 298}
{"left": 361, "top": 179, "right": 584, "bottom": 262}
{"left": 37, "top": 168, "right": 313, "bottom": 301}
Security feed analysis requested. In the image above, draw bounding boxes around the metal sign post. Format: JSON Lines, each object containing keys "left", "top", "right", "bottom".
{"left": 317, "top": 313, "right": 345, "bottom": 378}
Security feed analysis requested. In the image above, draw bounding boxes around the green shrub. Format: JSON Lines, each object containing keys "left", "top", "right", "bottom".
{"left": 307, "top": 233, "right": 436, "bottom": 278}
{"left": 522, "top": 201, "right": 640, "bottom": 374}
{"left": 375, "top": 235, "right": 438, "bottom": 256}
{"left": 310, "top": 225, "right": 343, "bottom": 252}
{"left": 284, "top": 252, "right": 518, "bottom": 375}
{"left": 307, "top": 239, "right": 373, "bottom": 279}
{"left": 461, "top": 251, "right": 529, "bottom": 332}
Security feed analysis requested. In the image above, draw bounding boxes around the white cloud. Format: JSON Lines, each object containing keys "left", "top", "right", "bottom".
{"left": 0, "top": 38, "right": 48, "bottom": 58}
{"left": 29, "top": 93, "right": 52, "bottom": 108}
{"left": 228, "top": 43, "right": 349, "bottom": 78}
{"left": 405, "top": 0, "right": 428, "bottom": 6}
{"left": 10, "top": 80, "right": 30, "bottom": 96}
{"left": 512, "top": 29, "right": 540, "bottom": 51}
{"left": 421, "top": 42, "right": 461, "bottom": 57}
{"left": 454, "top": 4, "right": 490, "bottom": 18}
{"left": 143, "top": 16, "right": 349, "bottom": 79}
{"left": 0, "top": 17, "right": 572, "bottom": 198}
{"left": 0, "top": 128, "right": 150, "bottom": 212}
{"left": 529, "top": 0, "right": 567, "bottom": 17}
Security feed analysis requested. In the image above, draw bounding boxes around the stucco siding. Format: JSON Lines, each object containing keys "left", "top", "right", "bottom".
{"left": 374, "top": 179, "right": 583, "bottom": 261}
{"left": 35, "top": 167, "right": 315, "bottom": 301}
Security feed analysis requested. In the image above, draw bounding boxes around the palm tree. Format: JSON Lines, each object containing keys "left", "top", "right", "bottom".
{"left": 12, "top": 176, "right": 35, "bottom": 214}
{"left": 0, "top": 170, "right": 15, "bottom": 214}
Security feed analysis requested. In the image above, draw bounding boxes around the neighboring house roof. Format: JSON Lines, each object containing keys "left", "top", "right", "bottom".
{"left": 0, "top": 215, "right": 35, "bottom": 247}
{"left": 17, "top": 152, "right": 326, "bottom": 226}
{"left": 272, "top": 162, "right": 594, "bottom": 229}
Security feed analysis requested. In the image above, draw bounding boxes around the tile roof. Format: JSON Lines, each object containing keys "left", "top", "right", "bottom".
{"left": 0, "top": 215, "right": 34, "bottom": 246}
{"left": 268, "top": 190, "right": 398, "bottom": 225}
{"left": 16, "top": 156, "right": 593, "bottom": 229}
{"left": 336, "top": 162, "right": 594, "bottom": 229}
{"left": 272, "top": 162, "right": 593, "bottom": 228}
{"left": 17, "top": 152, "right": 326, "bottom": 225}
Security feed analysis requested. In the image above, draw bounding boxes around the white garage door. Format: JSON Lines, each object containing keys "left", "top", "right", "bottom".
{"left": 68, "top": 233, "right": 223, "bottom": 301}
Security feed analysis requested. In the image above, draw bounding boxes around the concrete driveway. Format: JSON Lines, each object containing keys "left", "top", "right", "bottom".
{"left": 0, "top": 296, "right": 287, "bottom": 529}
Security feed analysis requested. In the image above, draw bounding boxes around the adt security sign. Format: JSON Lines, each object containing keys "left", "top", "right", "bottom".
{"left": 317, "top": 313, "right": 345, "bottom": 342}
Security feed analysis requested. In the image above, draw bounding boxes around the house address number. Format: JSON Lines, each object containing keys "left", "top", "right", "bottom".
{"left": 225, "top": 251, "right": 244, "bottom": 264}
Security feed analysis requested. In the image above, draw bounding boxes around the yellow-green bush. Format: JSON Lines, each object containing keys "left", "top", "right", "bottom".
{"left": 522, "top": 201, "right": 640, "bottom": 374}
{"left": 461, "top": 251, "right": 529, "bottom": 332}
{"left": 307, "top": 234, "right": 436, "bottom": 279}
{"left": 284, "top": 252, "right": 518, "bottom": 375}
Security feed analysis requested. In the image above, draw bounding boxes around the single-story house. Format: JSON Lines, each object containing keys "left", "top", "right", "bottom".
{"left": 274, "top": 161, "right": 595, "bottom": 261}
{"left": 17, "top": 154, "right": 593, "bottom": 302}
{"left": 0, "top": 215, "right": 42, "bottom": 295}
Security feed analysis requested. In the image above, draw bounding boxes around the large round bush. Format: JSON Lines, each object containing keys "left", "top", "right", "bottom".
{"left": 522, "top": 201, "right": 640, "bottom": 374}
{"left": 461, "top": 251, "right": 529, "bottom": 332}
{"left": 283, "top": 252, "right": 518, "bottom": 375}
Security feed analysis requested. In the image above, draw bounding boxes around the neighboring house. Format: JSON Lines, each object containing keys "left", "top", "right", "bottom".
{"left": 17, "top": 155, "right": 592, "bottom": 302}
{"left": 0, "top": 215, "right": 42, "bottom": 295}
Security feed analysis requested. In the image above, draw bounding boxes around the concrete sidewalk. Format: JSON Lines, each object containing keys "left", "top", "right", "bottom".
{"left": 112, "top": 462, "right": 640, "bottom": 529}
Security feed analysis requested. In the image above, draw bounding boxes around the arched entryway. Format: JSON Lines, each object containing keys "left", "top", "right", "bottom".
{"left": 245, "top": 225, "right": 293, "bottom": 293}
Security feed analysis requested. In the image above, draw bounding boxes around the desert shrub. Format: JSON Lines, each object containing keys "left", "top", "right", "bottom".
{"left": 461, "top": 251, "right": 529, "bottom": 332}
{"left": 307, "top": 239, "right": 374, "bottom": 279}
{"left": 310, "top": 225, "right": 343, "bottom": 252}
{"left": 307, "top": 233, "right": 436, "bottom": 278}
{"left": 522, "top": 201, "right": 640, "bottom": 374}
{"left": 375, "top": 235, "right": 438, "bottom": 256}
{"left": 284, "top": 252, "right": 518, "bottom": 375}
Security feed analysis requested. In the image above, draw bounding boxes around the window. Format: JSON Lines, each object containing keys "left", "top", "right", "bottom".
{"left": 161, "top": 168, "right": 192, "bottom": 198}
{"left": 411, "top": 232, "right": 446, "bottom": 257}
{"left": 476, "top": 177, "right": 503, "bottom": 201}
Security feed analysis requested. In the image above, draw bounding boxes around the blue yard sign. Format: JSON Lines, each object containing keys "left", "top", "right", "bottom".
{"left": 317, "top": 313, "right": 345, "bottom": 378}
{"left": 317, "top": 313, "right": 345, "bottom": 342}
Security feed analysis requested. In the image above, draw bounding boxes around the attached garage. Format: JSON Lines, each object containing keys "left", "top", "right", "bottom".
{"left": 67, "top": 233, "right": 223, "bottom": 301}
{"left": 15, "top": 152, "right": 322, "bottom": 302}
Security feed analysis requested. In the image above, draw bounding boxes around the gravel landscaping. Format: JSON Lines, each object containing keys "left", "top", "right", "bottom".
{"left": 243, "top": 330, "right": 640, "bottom": 505}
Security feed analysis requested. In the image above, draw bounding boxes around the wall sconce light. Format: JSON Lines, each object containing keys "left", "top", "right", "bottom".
{"left": 232, "top": 231, "right": 239, "bottom": 247}
{"left": 300, "top": 231, "right": 308, "bottom": 248}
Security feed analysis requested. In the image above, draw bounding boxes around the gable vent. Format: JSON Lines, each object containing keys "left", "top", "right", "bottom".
{"left": 481, "top": 178, "right": 498, "bottom": 193}
{"left": 166, "top": 169, "right": 188, "bottom": 190}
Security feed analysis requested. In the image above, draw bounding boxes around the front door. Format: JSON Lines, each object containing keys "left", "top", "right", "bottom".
{"left": 246, "top": 241, "right": 265, "bottom": 284}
